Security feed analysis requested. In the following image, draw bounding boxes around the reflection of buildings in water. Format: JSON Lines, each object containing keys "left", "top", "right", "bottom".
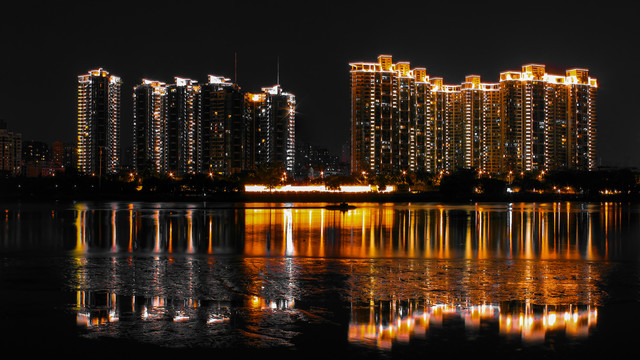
{"left": 61, "top": 201, "right": 638, "bottom": 260}
{"left": 75, "top": 290, "right": 294, "bottom": 333}
{"left": 499, "top": 302, "right": 597, "bottom": 342}
{"left": 348, "top": 299, "right": 597, "bottom": 349}
{"left": 239, "top": 203, "right": 623, "bottom": 260}
{"left": 72, "top": 253, "right": 298, "bottom": 345}
{"left": 75, "top": 290, "right": 232, "bottom": 327}
{"left": 72, "top": 203, "right": 245, "bottom": 254}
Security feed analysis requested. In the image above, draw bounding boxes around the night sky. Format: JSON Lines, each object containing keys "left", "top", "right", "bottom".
{"left": 1, "top": 1, "right": 636, "bottom": 167}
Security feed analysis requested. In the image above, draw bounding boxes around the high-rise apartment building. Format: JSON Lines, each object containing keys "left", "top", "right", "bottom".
{"left": 133, "top": 80, "right": 167, "bottom": 175}
{"left": 429, "top": 78, "right": 463, "bottom": 173}
{"left": 498, "top": 65, "right": 597, "bottom": 173}
{"left": 76, "top": 68, "right": 122, "bottom": 176}
{"left": 130, "top": 74, "right": 296, "bottom": 177}
{"left": 350, "top": 55, "right": 429, "bottom": 175}
{"left": 0, "top": 120, "right": 21, "bottom": 176}
{"left": 165, "top": 77, "right": 200, "bottom": 176}
{"left": 350, "top": 55, "right": 597, "bottom": 176}
{"left": 200, "top": 75, "right": 246, "bottom": 175}
{"left": 247, "top": 85, "right": 296, "bottom": 173}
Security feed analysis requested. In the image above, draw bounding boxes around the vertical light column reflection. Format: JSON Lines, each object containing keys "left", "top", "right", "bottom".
{"left": 507, "top": 203, "right": 513, "bottom": 258}
{"left": 208, "top": 215, "right": 213, "bottom": 254}
{"left": 153, "top": 210, "right": 161, "bottom": 253}
{"left": 444, "top": 208, "right": 450, "bottom": 259}
{"left": 284, "top": 208, "right": 294, "bottom": 256}
{"left": 525, "top": 207, "right": 533, "bottom": 259}
{"left": 74, "top": 203, "right": 88, "bottom": 253}
{"left": 437, "top": 207, "right": 444, "bottom": 258}
{"left": 187, "top": 209, "right": 194, "bottom": 253}
{"left": 465, "top": 211, "right": 472, "bottom": 259}
{"left": 477, "top": 206, "right": 487, "bottom": 259}
{"left": 586, "top": 209, "right": 594, "bottom": 260}
{"left": 540, "top": 206, "right": 550, "bottom": 259}
{"left": 128, "top": 204, "right": 134, "bottom": 252}
{"left": 111, "top": 205, "right": 117, "bottom": 253}
{"left": 566, "top": 202, "right": 571, "bottom": 258}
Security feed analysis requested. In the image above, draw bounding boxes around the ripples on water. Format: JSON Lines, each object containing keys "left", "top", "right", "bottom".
{"left": 1, "top": 201, "right": 639, "bottom": 357}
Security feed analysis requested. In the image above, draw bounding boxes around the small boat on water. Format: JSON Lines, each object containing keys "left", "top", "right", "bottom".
{"left": 325, "top": 202, "right": 356, "bottom": 211}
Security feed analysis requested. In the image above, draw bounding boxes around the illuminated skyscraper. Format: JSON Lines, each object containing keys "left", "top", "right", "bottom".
{"left": 165, "top": 77, "right": 200, "bottom": 176}
{"left": 129, "top": 72, "right": 295, "bottom": 177}
{"left": 350, "top": 55, "right": 429, "bottom": 175}
{"left": 133, "top": 80, "right": 167, "bottom": 175}
{"left": 430, "top": 78, "right": 463, "bottom": 173}
{"left": 200, "top": 75, "right": 245, "bottom": 175}
{"left": 76, "top": 68, "right": 122, "bottom": 176}
{"left": 498, "top": 65, "right": 597, "bottom": 173}
{"left": 350, "top": 56, "right": 597, "bottom": 176}
{"left": 247, "top": 85, "right": 296, "bottom": 173}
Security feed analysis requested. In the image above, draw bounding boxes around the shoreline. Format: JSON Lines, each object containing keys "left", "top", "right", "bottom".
{"left": 2, "top": 189, "right": 638, "bottom": 204}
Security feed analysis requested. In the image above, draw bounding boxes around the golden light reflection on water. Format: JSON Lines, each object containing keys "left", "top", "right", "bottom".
{"left": 348, "top": 300, "right": 597, "bottom": 349}
{"left": 2, "top": 202, "right": 636, "bottom": 353}
{"left": 63, "top": 202, "right": 636, "bottom": 260}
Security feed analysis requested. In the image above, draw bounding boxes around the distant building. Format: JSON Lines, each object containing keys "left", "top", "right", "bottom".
{"left": 0, "top": 120, "right": 22, "bottom": 176}
{"left": 63, "top": 142, "right": 76, "bottom": 173}
{"left": 350, "top": 55, "right": 597, "bottom": 176}
{"left": 295, "top": 140, "right": 343, "bottom": 179}
{"left": 76, "top": 68, "right": 122, "bottom": 176}
{"left": 51, "top": 141, "right": 64, "bottom": 171}
{"left": 22, "top": 140, "right": 51, "bottom": 177}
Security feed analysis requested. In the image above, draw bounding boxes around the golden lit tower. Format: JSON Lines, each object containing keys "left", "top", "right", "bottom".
{"left": 133, "top": 79, "right": 167, "bottom": 175}
{"left": 430, "top": 78, "right": 463, "bottom": 173}
{"left": 499, "top": 65, "right": 597, "bottom": 173}
{"left": 459, "top": 75, "right": 502, "bottom": 173}
{"left": 565, "top": 68, "right": 597, "bottom": 170}
{"left": 544, "top": 75, "right": 571, "bottom": 170}
{"left": 413, "top": 67, "right": 431, "bottom": 173}
{"left": 350, "top": 56, "right": 597, "bottom": 176}
{"left": 76, "top": 68, "right": 122, "bottom": 176}
{"left": 481, "top": 83, "right": 502, "bottom": 174}
{"left": 461, "top": 75, "right": 484, "bottom": 170}
{"left": 350, "top": 55, "right": 430, "bottom": 175}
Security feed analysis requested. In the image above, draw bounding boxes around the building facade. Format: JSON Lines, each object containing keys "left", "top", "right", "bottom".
{"left": 131, "top": 75, "right": 296, "bottom": 177}
{"left": 133, "top": 80, "right": 167, "bottom": 175}
{"left": 0, "top": 120, "right": 21, "bottom": 176}
{"left": 350, "top": 55, "right": 597, "bottom": 176}
{"left": 200, "top": 76, "right": 246, "bottom": 175}
{"left": 76, "top": 68, "right": 122, "bottom": 176}
{"left": 249, "top": 85, "right": 296, "bottom": 173}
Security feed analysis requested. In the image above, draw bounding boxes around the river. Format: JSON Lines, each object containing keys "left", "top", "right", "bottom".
{"left": 1, "top": 201, "right": 638, "bottom": 358}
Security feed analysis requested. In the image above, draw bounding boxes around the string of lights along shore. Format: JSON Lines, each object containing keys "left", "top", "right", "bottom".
{"left": 76, "top": 68, "right": 296, "bottom": 177}
{"left": 350, "top": 55, "right": 597, "bottom": 176}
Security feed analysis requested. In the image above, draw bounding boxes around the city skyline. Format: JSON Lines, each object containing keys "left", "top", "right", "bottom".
{"left": 1, "top": 1, "right": 636, "bottom": 167}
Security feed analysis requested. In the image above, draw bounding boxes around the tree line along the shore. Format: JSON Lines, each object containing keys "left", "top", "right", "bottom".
{"left": 1, "top": 164, "right": 639, "bottom": 202}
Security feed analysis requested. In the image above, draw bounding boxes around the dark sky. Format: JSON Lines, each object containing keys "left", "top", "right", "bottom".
{"left": 1, "top": 0, "right": 636, "bottom": 167}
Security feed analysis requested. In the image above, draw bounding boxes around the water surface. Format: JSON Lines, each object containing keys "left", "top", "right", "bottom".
{"left": 1, "top": 201, "right": 638, "bottom": 358}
